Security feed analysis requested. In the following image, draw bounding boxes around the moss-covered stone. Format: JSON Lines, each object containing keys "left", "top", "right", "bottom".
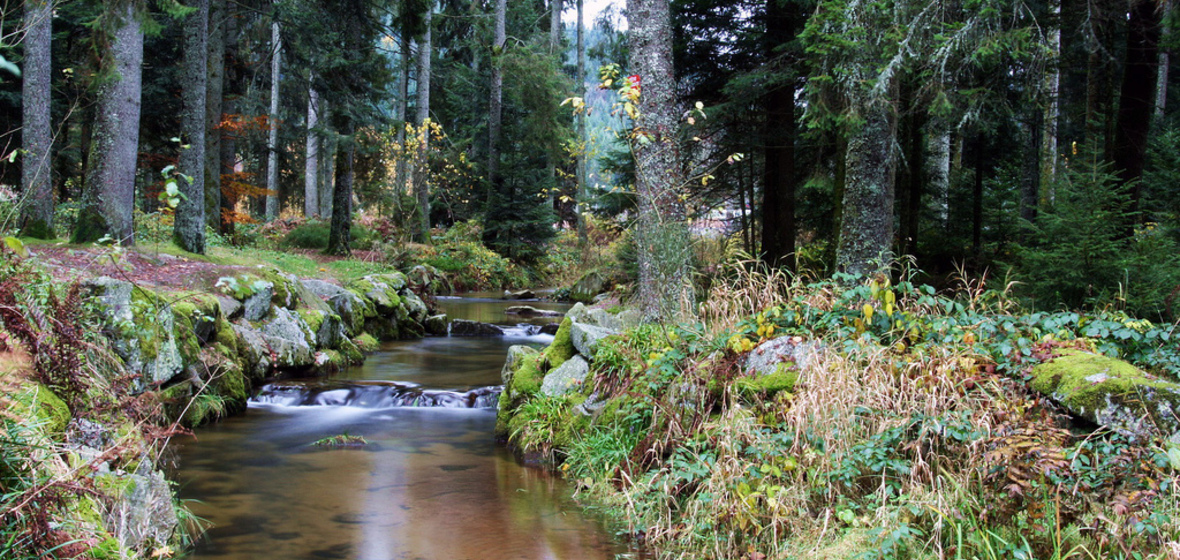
{"left": 734, "top": 361, "right": 798, "bottom": 401}
{"left": 1031, "top": 350, "right": 1180, "bottom": 441}
{"left": 541, "top": 318, "right": 576, "bottom": 370}
{"left": 511, "top": 353, "right": 546, "bottom": 397}
{"left": 354, "top": 333, "right": 380, "bottom": 353}
{"left": 337, "top": 337, "right": 364, "bottom": 364}
{"left": 14, "top": 383, "right": 71, "bottom": 435}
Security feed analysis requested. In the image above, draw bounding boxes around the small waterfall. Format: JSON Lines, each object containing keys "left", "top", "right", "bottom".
{"left": 252, "top": 381, "right": 502, "bottom": 409}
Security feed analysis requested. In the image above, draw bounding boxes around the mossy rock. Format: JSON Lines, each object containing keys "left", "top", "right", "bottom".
{"left": 1031, "top": 350, "right": 1180, "bottom": 441}
{"left": 337, "top": 337, "right": 364, "bottom": 364}
{"left": 734, "top": 361, "right": 797, "bottom": 401}
{"left": 347, "top": 274, "right": 407, "bottom": 314}
{"left": 354, "top": 333, "right": 380, "bottom": 353}
{"left": 541, "top": 318, "right": 576, "bottom": 370}
{"left": 14, "top": 383, "right": 71, "bottom": 435}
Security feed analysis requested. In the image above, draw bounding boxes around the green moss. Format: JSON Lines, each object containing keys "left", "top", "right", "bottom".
{"left": 734, "top": 362, "right": 798, "bottom": 400}
{"left": 19, "top": 218, "right": 54, "bottom": 240}
{"left": 354, "top": 333, "right": 380, "bottom": 353}
{"left": 214, "top": 316, "right": 240, "bottom": 355}
{"left": 255, "top": 268, "right": 298, "bottom": 307}
{"left": 1031, "top": 350, "right": 1180, "bottom": 435}
{"left": 541, "top": 318, "right": 576, "bottom": 370}
{"left": 511, "top": 353, "right": 546, "bottom": 397}
{"left": 298, "top": 309, "right": 327, "bottom": 336}
{"left": 14, "top": 383, "right": 71, "bottom": 435}
{"left": 337, "top": 337, "right": 364, "bottom": 364}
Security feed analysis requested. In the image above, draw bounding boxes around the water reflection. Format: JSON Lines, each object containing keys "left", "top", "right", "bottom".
{"left": 175, "top": 297, "right": 633, "bottom": 560}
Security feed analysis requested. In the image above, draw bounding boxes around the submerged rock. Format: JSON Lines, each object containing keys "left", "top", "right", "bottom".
{"left": 505, "top": 305, "right": 563, "bottom": 318}
{"left": 450, "top": 319, "right": 505, "bottom": 336}
{"left": 1031, "top": 350, "right": 1180, "bottom": 442}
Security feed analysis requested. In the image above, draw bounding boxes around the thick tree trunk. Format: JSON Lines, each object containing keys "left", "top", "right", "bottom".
{"left": 319, "top": 100, "right": 334, "bottom": 219}
{"left": 1040, "top": 0, "right": 1060, "bottom": 207}
{"left": 305, "top": 84, "right": 320, "bottom": 218}
{"left": 1085, "top": 0, "right": 1118, "bottom": 155}
{"left": 760, "top": 0, "right": 796, "bottom": 270}
{"left": 265, "top": 20, "right": 281, "bottom": 221}
{"left": 576, "top": 0, "right": 587, "bottom": 246}
{"left": 175, "top": 0, "right": 208, "bottom": 254}
{"left": 1113, "top": 0, "right": 1162, "bottom": 223}
{"left": 487, "top": 0, "right": 506, "bottom": 199}
{"left": 74, "top": 2, "right": 143, "bottom": 245}
{"left": 205, "top": 0, "right": 225, "bottom": 231}
{"left": 1021, "top": 109, "right": 1041, "bottom": 226}
{"left": 218, "top": 0, "right": 239, "bottom": 234}
{"left": 395, "top": 32, "right": 410, "bottom": 194}
{"left": 628, "top": 0, "right": 693, "bottom": 320}
{"left": 925, "top": 123, "right": 951, "bottom": 228}
{"left": 20, "top": 0, "right": 54, "bottom": 238}
{"left": 327, "top": 122, "right": 354, "bottom": 256}
{"left": 413, "top": 8, "right": 433, "bottom": 243}
{"left": 836, "top": 99, "right": 896, "bottom": 275}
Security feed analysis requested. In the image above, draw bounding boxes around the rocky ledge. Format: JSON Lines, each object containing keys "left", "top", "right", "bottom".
{"left": 84, "top": 268, "right": 430, "bottom": 426}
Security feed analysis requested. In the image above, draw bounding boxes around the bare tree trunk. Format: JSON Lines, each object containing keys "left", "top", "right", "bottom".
{"left": 74, "top": 2, "right": 143, "bottom": 245}
{"left": 628, "top": 0, "right": 693, "bottom": 320}
{"left": 836, "top": 97, "right": 896, "bottom": 275}
{"left": 576, "top": 0, "right": 587, "bottom": 246}
{"left": 760, "top": 0, "right": 796, "bottom": 270}
{"left": 925, "top": 123, "right": 950, "bottom": 227}
{"left": 413, "top": 7, "right": 433, "bottom": 243}
{"left": 550, "top": 0, "right": 563, "bottom": 52}
{"left": 319, "top": 98, "right": 334, "bottom": 219}
{"left": 20, "top": 0, "right": 54, "bottom": 238}
{"left": 327, "top": 122, "right": 354, "bottom": 256}
{"left": 487, "top": 0, "right": 506, "bottom": 199}
{"left": 265, "top": 20, "right": 281, "bottom": 221}
{"left": 1114, "top": 0, "right": 1162, "bottom": 224}
{"left": 175, "top": 0, "right": 208, "bottom": 254}
{"left": 1041, "top": 0, "right": 1060, "bottom": 208}
{"left": 395, "top": 32, "right": 410, "bottom": 195}
{"left": 305, "top": 84, "right": 320, "bottom": 218}
{"left": 205, "top": 0, "right": 225, "bottom": 231}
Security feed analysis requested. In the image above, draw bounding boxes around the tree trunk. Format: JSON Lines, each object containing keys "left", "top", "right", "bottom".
{"left": 20, "top": 0, "right": 54, "bottom": 238}
{"left": 327, "top": 123, "right": 354, "bottom": 256}
{"left": 836, "top": 98, "right": 896, "bottom": 276}
{"left": 628, "top": 0, "right": 693, "bottom": 320}
{"left": 972, "top": 134, "right": 985, "bottom": 258}
{"left": 550, "top": 0, "right": 563, "bottom": 52}
{"left": 265, "top": 20, "right": 281, "bottom": 221}
{"left": 219, "top": 0, "right": 239, "bottom": 234}
{"left": 205, "top": 0, "right": 225, "bottom": 231}
{"left": 175, "top": 0, "right": 208, "bottom": 254}
{"left": 1085, "top": 0, "right": 1117, "bottom": 155}
{"left": 1113, "top": 0, "right": 1162, "bottom": 224}
{"left": 74, "top": 2, "right": 143, "bottom": 246}
{"left": 1021, "top": 108, "right": 1041, "bottom": 226}
{"left": 925, "top": 122, "right": 951, "bottom": 228}
{"left": 760, "top": 0, "right": 796, "bottom": 270}
{"left": 1040, "top": 0, "right": 1060, "bottom": 208}
{"left": 305, "top": 84, "right": 320, "bottom": 218}
{"left": 413, "top": 7, "right": 433, "bottom": 243}
{"left": 395, "top": 32, "right": 410, "bottom": 194}
{"left": 576, "top": 0, "right": 588, "bottom": 246}
{"left": 319, "top": 101, "right": 335, "bottom": 219}
{"left": 487, "top": 0, "right": 506, "bottom": 202}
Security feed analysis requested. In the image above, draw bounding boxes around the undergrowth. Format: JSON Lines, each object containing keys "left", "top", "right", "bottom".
{"left": 505, "top": 264, "right": 1180, "bottom": 559}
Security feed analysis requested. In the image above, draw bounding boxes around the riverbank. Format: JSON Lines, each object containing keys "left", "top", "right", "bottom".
{"left": 497, "top": 269, "right": 1180, "bottom": 559}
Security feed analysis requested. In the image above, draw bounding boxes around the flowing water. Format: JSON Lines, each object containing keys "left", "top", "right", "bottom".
{"left": 175, "top": 295, "right": 634, "bottom": 560}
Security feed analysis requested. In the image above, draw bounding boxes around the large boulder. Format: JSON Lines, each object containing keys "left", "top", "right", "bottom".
{"left": 407, "top": 264, "right": 453, "bottom": 296}
{"left": 570, "top": 270, "right": 608, "bottom": 303}
{"left": 570, "top": 322, "right": 616, "bottom": 358}
{"left": 502, "top": 345, "right": 540, "bottom": 385}
{"left": 1031, "top": 351, "right": 1180, "bottom": 442}
{"left": 83, "top": 279, "right": 189, "bottom": 387}
{"left": 301, "top": 279, "right": 369, "bottom": 336}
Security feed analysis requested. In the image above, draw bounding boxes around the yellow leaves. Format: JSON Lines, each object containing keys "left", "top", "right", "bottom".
{"left": 862, "top": 303, "right": 874, "bottom": 322}
{"left": 728, "top": 334, "right": 757, "bottom": 354}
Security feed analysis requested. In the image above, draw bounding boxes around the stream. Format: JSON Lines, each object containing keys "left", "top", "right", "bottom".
{"left": 174, "top": 294, "right": 635, "bottom": 560}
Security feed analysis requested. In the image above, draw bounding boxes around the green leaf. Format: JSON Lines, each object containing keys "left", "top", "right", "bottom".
{"left": 3, "top": 236, "right": 28, "bottom": 258}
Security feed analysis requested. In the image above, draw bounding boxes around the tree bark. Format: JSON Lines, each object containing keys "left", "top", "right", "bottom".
{"left": 327, "top": 122, "right": 354, "bottom": 256}
{"left": 550, "top": 0, "right": 563, "bottom": 52}
{"left": 205, "top": 0, "right": 225, "bottom": 231}
{"left": 305, "top": 83, "right": 320, "bottom": 218}
{"left": 20, "top": 0, "right": 54, "bottom": 238}
{"left": 487, "top": 0, "right": 507, "bottom": 202}
{"left": 74, "top": 1, "right": 143, "bottom": 246}
{"left": 760, "top": 0, "right": 796, "bottom": 270}
{"left": 628, "top": 0, "right": 693, "bottom": 320}
{"left": 175, "top": 0, "right": 208, "bottom": 254}
{"left": 576, "top": 0, "right": 588, "bottom": 246}
{"left": 395, "top": 32, "right": 410, "bottom": 194}
{"left": 1113, "top": 0, "right": 1162, "bottom": 224}
{"left": 319, "top": 100, "right": 335, "bottom": 219}
{"left": 413, "top": 7, "right": 433, "bottom": 243}
{"left": 265, "top": 20, "right": 281, "bottom": 221}
{"left": 1040, "top": 0, "right": 1060, "bottom": 208}
{"left": 836, "top": 98, "right": 896, "bottom": 275}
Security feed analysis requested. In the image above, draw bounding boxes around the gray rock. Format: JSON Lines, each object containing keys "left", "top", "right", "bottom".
{"left": 570, "top": 270, "right": 607, "bottom": 303}
{"left": 541, "top": 355, "right": 590, "bottom": 396}
{"left": 291, "top": 277, "right": 334, "bottom": 316}
{"left": 450, "top": 319, "right": 505, "bottom": 337}
{"left": 260, "top": 307, "right": 316, "bottom": 362}
{"left": 743, "top": 336, "right": 816, "bottom": 376}
{"left": 301, "top": 279, "right": 350, "bottom": 300}
{"left": 502, "top": 345, "right": 539, "bottom": 385}
{"left": 570, "top": 321, "right": 617, "bottom": 357}
{"left": 84, "top": 277, "right": 134, "bottom": 325}
{"left": 539, "top": 323, "right": 560, "bottom": 335}
{"left": 407, "top": 264, "right": 454, "bottom": 296}
{"left": 216, "top": 295, "right": 243, "bottom": 320}
{"left": 503, "top": 289, "right": 537, "bottom": 300}
{"left": 573, "top": 391, "right": 607, "bottom": 416}
{"left": 425, "top": 314, "right": 449, "bottom": 336}
{"left": 505, "top": 305, "right": 563, "bottom": 318}
{"left": 402, "top": 291, "right": 428, "bottom": 322}
{"left": 231, "top": 323, "right": 272, "bottom": 378}
{"left": 242, "top": 281, "right": 274, "bottom": 322}
{"left": 109, "top": 468, "right": 178, "bottom": 550}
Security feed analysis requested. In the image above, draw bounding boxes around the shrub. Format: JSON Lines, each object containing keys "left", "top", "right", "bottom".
{"left": 281, "top": 221, "right": 377, "bottom": 251}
